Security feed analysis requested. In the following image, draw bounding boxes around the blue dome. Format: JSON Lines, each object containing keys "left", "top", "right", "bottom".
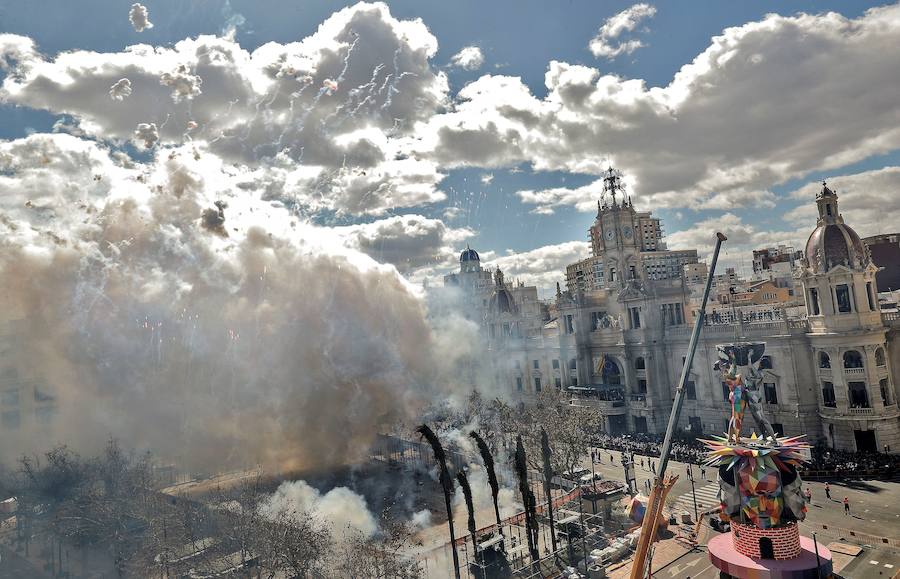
{"left": 460, "top": 247, "right": 480, "bottom": 262}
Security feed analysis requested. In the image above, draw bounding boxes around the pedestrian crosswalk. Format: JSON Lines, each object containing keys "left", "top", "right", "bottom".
{"left": 670, "top": 482, "right": 720, "bottom": 516}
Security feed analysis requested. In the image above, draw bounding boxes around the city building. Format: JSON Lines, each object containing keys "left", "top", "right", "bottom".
{"left": 864, "top": 233, "right": 900, "bottom": 292}
{"left": 451, "top": 175, "right": 900, "bottom": 454}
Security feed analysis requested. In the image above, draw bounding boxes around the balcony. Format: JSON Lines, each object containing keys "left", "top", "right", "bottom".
{"left": 848, "top": 407, "right": 874, "bottom": 416}
{"left": 844, "top": 367, "right": 865, "bottom": 377}
{"left": 635, "top": 369, "right": 647, "bottom": 379}
{"left": 818, "top": 367, "right": 832, "bottom": 378}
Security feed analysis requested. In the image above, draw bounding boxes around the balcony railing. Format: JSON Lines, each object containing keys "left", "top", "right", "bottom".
{"left": 848, "top": 407, "right": 874, "bottom": 416}
{"left": 818, "top": 367, "right": 832, "bottom": 378}
{"left": 844, "top": 367, "right": 865, "bottom": 376}
{"left": 635, "top": 369, "right": 647, "bottom": 379}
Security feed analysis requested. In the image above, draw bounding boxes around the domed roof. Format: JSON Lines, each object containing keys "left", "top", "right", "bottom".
{"left": 487, "top": 268, "right": 518, "bottom": 315}
{"left": 459, "top": 245, "right": 480, "bottom": 262}
{"left": 804, "top": 182, "right": 868, "bottom": 273}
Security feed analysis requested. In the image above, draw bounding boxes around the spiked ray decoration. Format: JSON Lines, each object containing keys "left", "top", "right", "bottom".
{"left": 701, "top": 434, "right": 810, "bottom": 529}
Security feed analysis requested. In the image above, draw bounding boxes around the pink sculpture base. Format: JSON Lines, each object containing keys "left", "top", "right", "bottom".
{"left": 708, "top": 534, "right": 833, "bottom": 579}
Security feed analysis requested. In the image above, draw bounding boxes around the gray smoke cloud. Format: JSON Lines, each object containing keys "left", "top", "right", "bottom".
{"left": 129, "top": 3, "right": 153, "bottom": 33}
{"left": 108, "top": 78, "right": 133, "bottom": 101}
{"left": 0, "top": 133, "right": 477, "bottom": 473}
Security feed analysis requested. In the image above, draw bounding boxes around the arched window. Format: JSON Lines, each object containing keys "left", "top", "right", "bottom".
{"left": 875, "top": 347, "right": 886, "bottom": 367}
{"left": 759, "top": 356, "right": 773, "bottom": 370}
{"left": 635, "top": 357, "right": 646, "bottom": 370}
{"left": 819, "top": 351, "right": 831, "bottom": 369}
{"left": 843, "top": 350, "right": 864, "bottom": 369}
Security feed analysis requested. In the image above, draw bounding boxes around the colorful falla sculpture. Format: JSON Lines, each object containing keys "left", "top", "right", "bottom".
{"left": 702, "top": 342, "right": 818, "bottom": 570}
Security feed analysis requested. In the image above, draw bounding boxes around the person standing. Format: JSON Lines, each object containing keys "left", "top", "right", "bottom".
{"left": 843, "top": 497, "right": 850, "bottom": 515}
{"left": 640, "top": 458, "right": 644, "bottom": 470}
{"left": 825, "top": 482, "right": 831, "bottom": 501}
{"left": 805, "top": 487, "right": 812, "bottom": 505}
{"left": 701, "top": 467, "right": 707, "bottom": 481}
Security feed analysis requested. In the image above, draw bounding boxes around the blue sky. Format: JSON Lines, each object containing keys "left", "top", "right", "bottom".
{"left": 2, "top": 0, "right": 899, "bottom": 296}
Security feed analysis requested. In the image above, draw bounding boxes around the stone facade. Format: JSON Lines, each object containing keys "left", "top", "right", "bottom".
{"left": 452, "top": 178, "right": 900, "bottom": 454}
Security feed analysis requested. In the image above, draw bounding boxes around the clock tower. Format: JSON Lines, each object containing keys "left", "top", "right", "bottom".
{"left": 589, "top": 168, "right": 642, "bottom": 284}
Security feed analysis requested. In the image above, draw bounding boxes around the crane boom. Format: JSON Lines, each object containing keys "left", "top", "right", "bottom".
{"left": 629, "top": 232, "right": 727, "bottom": 579}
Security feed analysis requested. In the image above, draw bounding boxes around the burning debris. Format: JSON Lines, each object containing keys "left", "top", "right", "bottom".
{"left": 200, "top": 200, "right": 228, "bottom": 237}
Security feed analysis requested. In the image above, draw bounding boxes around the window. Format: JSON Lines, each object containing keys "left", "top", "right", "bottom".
{"left": 552, "top": 359, "right": 560, "bottom": 370}
{"left": 760, "top": 356, "right": 773, "bottom": 370}
{"left": 880, "top": 379, "right": 890, "bottom": 405}
{"left": 609, "top": 268, "right": 617, "bottom": 282}
{"left": 867, "top": 282, "right": 876, "bottom": 311}
{"left": 629, "top": 307, "right": 641, "bottom": 329}
{"left": 764, "top": 383, "right": 778, "bottom": 404}
{"left": 568, "top": 358, "right": 577, "bottom": 370}
{"left": 819, "top": 351, "right": 831, "bottom": 369}
{"left": 822, "top": 382, "right": 836, "bottom": 407}
{"left": 843, "top": 350, "right": 864, "bottom": 369}
{"left": 722, "top": 381, "right": 731, "bottom": 402}
{"left": 0, "top": 389, "right": 19, "bottom": 406}
{"left": 516, "top": 377, "right": 523, "bottom": 391}
{"left": 564, "top": 315, "right": 575, "bottom": 334}
{"left": 771, "top": 423, "right": 784, "bottom": 437}
{"left": 635, "top": 357, "right": 646, "bottom": 370}
{"left": 534, "top": 377, "right": 542, "bottom": 392}
{"left": 836, "top": 284, "right": 852, "bottom": 313}
{"left": 809, "top": 288, "right": 820, "bottom": 315}
{"left": 638, "top": 379, "right": 648, "bottom": 394}
{"left": 688, "top": 416, "right": 702, "bottom": 433}
{"left": 555, "top": 377, "right": 562, "bottom": 389}
{"left": 686, "top": 380, "right": 696, "bottom": 400}
{"left": 533, "top": 359, "right": 540, "bottom": 370}
{"left": 848, "top": 382, "right": 869, "bottom": 408}
{"left": 629, "top": 265, "right": 637, "bottom": 279}
{"left": 514, "top": 359, "right": 521, "bottom": 370}
{"left": 875, "top": 348, "right": 886, "bottom": 367}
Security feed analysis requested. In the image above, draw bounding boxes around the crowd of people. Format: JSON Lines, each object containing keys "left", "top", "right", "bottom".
{"left": 809, "top": 445, "right": 900, "bottom": 475}
{"left": 590, "top": 432, "right": 708, "bottom": 465}
{"left": 590, "top": 432, "right": 900, "bottom": 476}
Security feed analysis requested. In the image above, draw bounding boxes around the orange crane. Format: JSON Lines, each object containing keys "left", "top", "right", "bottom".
{"left": 630, "top": 233, "right": 727, "bottom": 579}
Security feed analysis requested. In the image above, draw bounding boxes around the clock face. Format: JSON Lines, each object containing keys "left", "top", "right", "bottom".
{"left": 622, "top": 226, "right": 633, "bottom": 239}
{"left": 605, "top": 229, "right": 616, "bottom": 241}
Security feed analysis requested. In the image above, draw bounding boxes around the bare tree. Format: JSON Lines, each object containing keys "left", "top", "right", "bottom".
{"left": 335, "top": 516, "right": 422, "bottom": 579}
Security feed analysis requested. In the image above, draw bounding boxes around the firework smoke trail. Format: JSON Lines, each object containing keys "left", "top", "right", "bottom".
{"left": 514, "top": 435, "right": 539, "bottom": 566}
{"left": 540, "top": 428, "right": 558, "bottom": 553}
{"left": 470, "top": 431, "right": 502, "bottom": 527}
{"left": 455, "top": 469, "right": 479, "bottom": 566}
{"left": 417, "top": 424, "right": 461, "bottom": 579}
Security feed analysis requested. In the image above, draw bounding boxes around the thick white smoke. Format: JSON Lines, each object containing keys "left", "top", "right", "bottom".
{"left": 0, "top": 133, "right": 475, "bottom": 472}
{"left": 260, "top": 480, "right": 378, "bottom": 537}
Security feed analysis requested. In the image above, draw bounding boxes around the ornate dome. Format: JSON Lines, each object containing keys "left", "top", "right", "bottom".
{"left": 487, "top": 268, "right": 518, "bottom": 315}
{"left": 459, "top": 245, "right": 480, "bottom": 262}
{"left": 804, "top": 182, "right": 869, "bottom": 273}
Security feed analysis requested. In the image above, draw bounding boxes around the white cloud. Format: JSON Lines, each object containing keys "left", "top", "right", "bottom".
{"left": 450, "top": 45, "right": 485, "bottom": 70}
{"left": 589, "top": 3, "right": 657, "bottom": 59}
{"left": 417, "top": 5, "right": 900, "bottom": 212}
{"left": 129, "top": 3, "right": 153, "bottom": 33}
{"left": 0, "top": 2, "right": 450, "bottom": 216}
{"left": 492, "top": 241, "right": 590, "bottom": 295}
{"left": 784, "top": 166, "right": 900, "bottom": 239}
{"left": 667, "top": 213, "right": 805, "bottom": 272}
{"left": 339, "top": 214, "right": 473, "bottom": 272}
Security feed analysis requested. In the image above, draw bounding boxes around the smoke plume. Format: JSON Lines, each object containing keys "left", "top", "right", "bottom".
{"left": 0, "top": 134, "right": 469, "bottom": 473}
